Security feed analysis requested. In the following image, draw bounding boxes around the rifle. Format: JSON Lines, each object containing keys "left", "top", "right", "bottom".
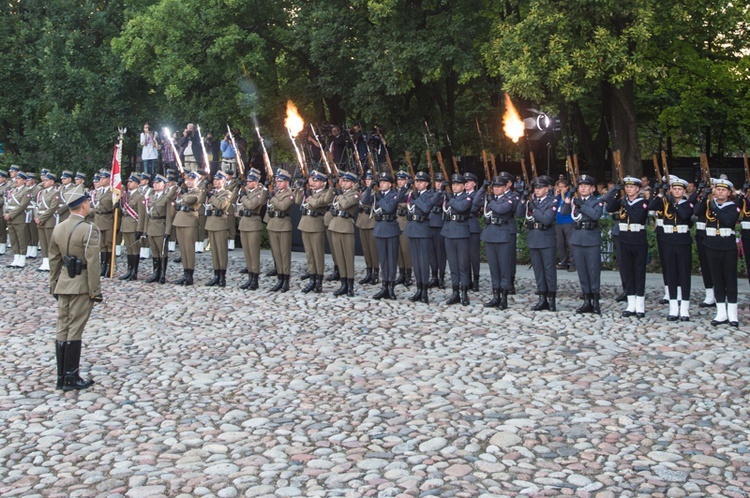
{"left": 310, "top": 124, "right": 336, "bottom": 180}
{"left": 564, "top": 135, "right": 575, "bottom": 185}
{"left": 348, "top": 125, "right": 364, "bottom": 177}
{"left": 255, "top": 125, "right": 274, "bottom": 193}
{"left": 196, "top": 125, "right": 212, "bottom": 174}
{"left": 606, "top": 118, "right": 624, "bottom": 182}
{"left": 163, "top": 127, "right": 184, "bottom": 174}
{"left": 446, "top": 132, "right": 460, "bottom": 175}
{"left": 651, "top": 144, "right": 662, "bottom": 185}
{"left": 226, "top": 124, "right": 246, "bottom": 178}
{"left": 659, "top": 134, "right": 670, "bottom": 179}
{"left": 425, "top": 121, "right": 449, "bottom": 180}
{"left": 476, "top": 118, "right": 491, "bottom": 183}
{"left": 423, "top": 132, "right": 436, "bottom": 183}
{"left": 525, "top": 133, "right": 538, "bottom": 179}
{"left": 698, "top": 127, "right": 711, "bottom": 186}
{"left": 398, "top": 127, "right": 415, "bottom": 177}
{"left": 489, "top": 153, "right": 498, "bottom": 178}
{"left": 520, "top": 157, "right": 530, "bottom": 191}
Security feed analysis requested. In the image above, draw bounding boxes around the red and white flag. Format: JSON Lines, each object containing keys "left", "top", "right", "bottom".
{"left": 110, "top": 139, "right": 123, "bottom": 203}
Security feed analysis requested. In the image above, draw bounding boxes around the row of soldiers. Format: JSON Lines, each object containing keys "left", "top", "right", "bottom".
{"left": 3, "top": 163, "right": 748, "bottom": 326}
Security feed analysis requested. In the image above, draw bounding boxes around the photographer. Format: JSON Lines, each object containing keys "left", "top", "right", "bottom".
{"left": 140, "top": 122, "right": 159, "bottom": 176}
{"left": 179, "top": 123, "right": 204, "bottom": 172}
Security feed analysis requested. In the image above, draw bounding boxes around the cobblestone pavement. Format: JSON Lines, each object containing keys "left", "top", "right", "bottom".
{"left": 0, "top": 250, "right": 749, "bottom": 498}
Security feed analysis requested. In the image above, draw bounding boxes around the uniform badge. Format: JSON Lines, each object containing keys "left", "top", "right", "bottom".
{"left": 643, "top": 203, "right": 647, "bottom": 209}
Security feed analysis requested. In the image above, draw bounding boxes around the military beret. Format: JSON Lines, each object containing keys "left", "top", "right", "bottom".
{"left": 275, "top": 168, "right": 291, "bottom": 182}
{"left": 577, "top": 174, "right": 596, "bottom": 186}
{"left": 340, "top": 171, "right": 358, "bottom": 183}
{"left": 414, "top": 171, "right": 431, "bottom": 183}
{"left": 463, "top": 172, "right": 479, "bottom": 183}
{"left": 67, "top": 190, "right": 90, "bottom": 208}
{"left": 451, "top": 173, "right": 465, "bottom": 184}
{"left": 378, "top": 172, "right": 394, "bottom": 183}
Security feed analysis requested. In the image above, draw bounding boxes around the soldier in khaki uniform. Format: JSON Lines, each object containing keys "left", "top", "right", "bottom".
{"left": 144, "top": 175, "right": 171, "bottom": 284}
{"left": 356, "top": 171, "right": 379, "bottom": 285}
{"left": 265, "top": 168, "right": 295, "bottom": 292}
{"left": 118, "top": 174, "right": 146, "bottom": 281}
{"left": 34, "top": 172, "right": 61, "bottom": 272}
{"left": 56, "top": 171, "right": 77, "bottom": 223}
{"left": 48, "top": 190, "right": 103, "bottom": 391}
{"left": 0, "top": 170, "right": 11, "bottom": 255}
{"left": 24, "top": 172, "right": 41, "bottom": 260}
{"left": 137, "top": 173, "right": 153, "bottom": 260}
{"left": 224, "top": 169, "right": 239, "bottom": 250}
{"left": 237, "top": 169, "right": 268, "bottom": 290}
{"left": 328, "top": 171, "right": 361, "bottom": 296}
{"left": 170, "top": 171, "right": 204, "bottom": 285}
{"left": 295, "top": 170, "right": 334, "bottom": 293}
{"left": 4, "top": 172, "right": 32, "bottom": 268}
{"left": 196, "top": 169, "right": 209, "bottom": 253}
{"left": 395, "top": 171, "right": 413, "bottom": 287}
{"left": 204, "top": 170, "right": 233, "bottom": 287}
{"left": 92, "top": 171, "right": 116, "bottom": 277}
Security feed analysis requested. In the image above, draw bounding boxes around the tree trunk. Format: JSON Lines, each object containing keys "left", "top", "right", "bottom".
{"left": 606, "top": 80, "right": 641, "bottom": 179}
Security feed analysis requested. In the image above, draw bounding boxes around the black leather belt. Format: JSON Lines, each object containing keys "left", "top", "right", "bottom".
{"left": 527, "top": 221, "right": 549, "bottom": 230}
{"left": 330, "top": 209, "right": 351, "bottom": 218}
{"left": 303, "top": 209, "right": 323, "bottom": 217}
{"left": 149, "top": 216, "right": 166, "bottom": 220}
{"left": 375, "top": 214, "right": 396, "bottom": 222}
{"left": 359, "top": 207, "right": 372, "bottom": 215}
{"left": 488, "top": 217, "right": 511, "bottom": 226}
{"left": 177, "top": 205, "right": 195, "bottom": 212}
{"left": 431, "top": 206, "right": 442, "bottom": 214}
{"left": 97, "top": 210, "right": 114, "bottom": 215}
{"left": 407, "top": 214, "right": 427, "bottom": 222}
{"left": 239, "top": 210, "right": 258, "bottom": 217}
{"left": 205, "top": 209, "right": 224, "bottom": 216}
{"left": 574, "top": 221, "right": 599, "bottom": 230}
{"left": 397, "top": 208, "right": 408, "bottom": 217}
{"left": 268, "top": 211, "right": 288, "bottom": 219}
{"left": 443, "top": 213, "right": 467, "bottom": 222}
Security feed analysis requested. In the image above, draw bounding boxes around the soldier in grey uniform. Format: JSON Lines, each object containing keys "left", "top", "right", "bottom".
{"left": 237, "top": 169, "right": 268, "bottom": 290}
{"left": 265, "top": 168, "right": 296, "bottom": 292}
{"left": 204, "top": 170, "right": 233, "bottom": 287}
{"left": 171, "top": 171, "right": 204, "bottom": 285}
{"left": 476, "top": 172, "right": 519, "bottom": 309}
{"left": 4, "top": 171, "right": 31, "bottom": 268}
{"left": 295, "top": 170, "right": 334, "bottom": 293}
{"left": 144, "top": 175, "right": 171, "bottom": 284}
{"left": 118, "top": 175, "right": 146, "bottom": 281}
{"left": 34, "top": 172, "right": 61, "bottom": 272}
{"left": 48, "top": 190, "right": 103, "bottom": 391}
{"left": 560, "top": 175, "right": 604, "bottom": 314}
{"left": 92, "top": 171, "right": 116, "bottom": 277}
{"left": 404, "top": 171, "right": 435, "bottom": 303}
{"left": 517, "top": 175, "right": 558, "bottom": 311}
{"left": 438, "top": 173, "right": 473, "bottom": 306}
{"left": 464, "top": 172, "right": 482, "bottom": 291}
{"left": 356, "top": 170, "right": 379, "bottom": 285}
{"left": 394, "top": 171, "right": 413, "bottom": 287}
{"left": 361, "top": 171, "right": 405, "bottom": 300}
{"left": 428, "top": 173, "right": 447, "bottom": 289}
{"left": 328, "top": 171, "right": 361, "bottom": 296}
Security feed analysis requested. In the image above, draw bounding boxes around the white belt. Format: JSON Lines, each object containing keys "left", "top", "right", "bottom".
{"left": 663, "top": 225, "right": 689, "bottom": 234}
{"left": 655, "top": 219, "right": 664, "bottom": 227}
{"left": 741, "top": 221, "right": 750, "bottom": 230}
{"left": 619, "top": 223, "right": 644, "bottom": 232}
{"left": 706, "top": 227, "right": 734, "bottom": 237}
{"left": 695, "top": 222, "right": 706, "bottom": 230}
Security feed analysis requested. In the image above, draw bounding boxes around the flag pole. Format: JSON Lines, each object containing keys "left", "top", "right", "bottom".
{"left": 109, "top": 127, "right": 125, "bottom": 278}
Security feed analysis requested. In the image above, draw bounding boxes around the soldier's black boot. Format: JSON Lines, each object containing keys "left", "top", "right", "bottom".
{"left": 359, "top": 268, "right": 373, "bottom": 285}
{"left": 300, "top": 271, "right": 311, "bottom": 280}
{"left": 531, "top": 292, "right": 549, "bottom": 311}
{"left": 206, "top": 270, "right": 221, "bottom": 286}
{"left": 127, "top": 255, "right": 140, "bottom": 281}
{"left": 548, "top": 292, "right": 557, "bottom": 312}
{"left": 509, "top": 276, "right": 516, "bottom": 295}
{"left": 499, "top": 290, "right": 509, "bottom": 310}
{"left": 118, "top": 255, "right": 133, "bottom": 280}
{"left": 269, "top": 275, "right": 284, "bottom": 292}
{"left": 615, "top": 290, "right": 627, "bottom": 303}
{"left": 446, "top": 285, "right": 461, "bottom": 305}
{"left": 427, "top": 271, "right": 439, "bottom": 289}
{"left": 371, "top": 268, "right": 380, "bottom": 285}
{"left": 326, "top": 265, "right": 340, "bottom": 282}
{"left": 240, "top": 273, "right": 254, "bottom": 289}
{"left": 281, "top": 274, "right": 290, "bottom": 293}
{"left": 484, "top": 289, "right": 501, "bottom": 308}
{"left": 421, "top": 286, "right": 429, "bottom": 304}
{"left": 438, "top": 270, "right": 446, "bottom": 289}
{"left": 145, "top": 258, "right": 161, "bottom": 283}
{"left": 302, "top": 274, "right": 317, "bottom": 293}
{"left": 403, "top": 268, "right": 413, "bottom": 287}
{"left": 394, "top": 268, "right": 406, "bottom": 286}
{"left": 576, "top": 294, "right": 593, "bottom": 314}
{"left": 409, "top": 283, "right": 423, "bottom": 302}
{"left": 314, "top": 275, "right": 324, "bottom": 293}
{"left": 472, "top": 274, "right": 480, "bottom": 292}
{"left": 387, "top": 281, "right": 397, "bottom": 300}
{"left": 218, "top": 270, "right": 226, "bottom": 287}
{"left": 333, "top": 278, "right": 348, "bottom": 296}
{"left": 249, "top": 273, "right": 259, "bottom": 290}
{"left": 56, "top": 340, "right": 66, "bottom": 389}
{"left": 159, "top": 257, "right": 167, "bottom": 284}
{"left": 460, "top": 285, "right": 470, "bottom": 306}
{"left": 62, "top": 341, "right": 94, "bottom": 392}
{"left": 101, "top": 252, "right": 111, "bottom": 278}
{"left": 373, "top": 282, "right": 389, "bottom": 300}
{"left": 184, "top": 269, "right": 194, "bottom": 286}
{"left": 591, "top": 293, "right": 601, "bottom": 315}
{"left": 100, "top": 252, "right": 107, "bottom": 277}
{"left": 266, "top": 266, "right": 277, "bottom": 277}
{"left": 174, "top": 269, "right": 188, "bottom": 285}
{"left": 347, "top": 278, "right": 355, "bottom": 297}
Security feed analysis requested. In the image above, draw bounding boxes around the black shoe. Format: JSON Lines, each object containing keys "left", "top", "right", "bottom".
{"left": 371, "top": 268, "right": 380, "bottom": 285}
{"left": 667, "top": 315, "right": 679, "bottom": 321}
{"left": 548, "top": 292, "right": 557, "bottom": 312}
{"left": 240, "top": 274, "right": 254, "bottom": 290}
{"left": 266, "top": 267, "right": 278, "bottom": 277}
{"left": 460, "top": 285, "right": 470, "bottom": 306}
{"left": 679, "top": 316, "right": 690, "bottom": 322}
{"left": 531, "top": 293, "right": 549, "bottom": 311}
{"left": 427, "top": 276, "right": 439, "bottom": 289}
{"left": 333, "top": 279, "right": 348, "bottom": 296}
{"left": 711, "top": 318, "right": 727, "bottom": 326}
{"left": 302, "top": 274, "right": 317, "bottom": 293}
{"left": 219, "top": 270, "right": 226, "bottom": 287}
{"left": 729, "top": 320, "right": 739, "bottom": 328}
{"left": 615, "top": 291, "right": 627, "bottom": 303}
{"left": 174, "top": 269, "right": 188, "bottom": 285}
{"left": 420, "top": 287, "right": 429, "bottom": 304}
{"left": 373, "top": 282, "right": 389, "bottom": 300}
{"left": 472, "top": 276, "right": 480, "bottom": 292}
{"left": 556, "top": 263, "right": 567, "bottom": 270}
{"left": 99, "top": 252, "right": 107, "bottom": 277}
{"left": 699, "top": 301, "right": 716, "bottom": 308}
{"left": 126, "top": 255, "right": 139, "bottom": 281}
{"left": 659, "top": 298, "right": 669, "bottom": 305}
{"left": 403, "top": 268, "right": 413, "bottom": 287}
{"left": 269, "top": 276, "right": 284, "bottom": 292}
{"left": 576, "top": 294, "right": 593, "bottom": 314}
{"left": 591, "top": 293, "right": 601, "bottom": 315}
{"left": 249, "top": 273, "right": 259, "bottom": 290}
{"left": 206, "top": 270, "right": 220, "bottom": 286}
{"left": 184, "top": 269, "right": 194, "bottom": 286}
{"left": 567, "top": 266, "right": 576, "bottom": 273}
{"left": 394, "top": 268, "right": 406, "bottom": 286}
{"left": 314, "top": 275, "right": 323, "bottom": 293}
{"left": 438, "top": 271, "right": 446, "bottom": 290}
{"left": 409, "top": 284, "right": 423, "bottom": 302}
{"left": 359, "top": 268, "right": 373, "bottom": 285}
{"left": 325, "top": 266, "right": 340, "bottom": 282}
{"left": 118, "top": 255, "right": 133, "bottom": 280}
{"left": 172, "top": 255, "right": 182, "bottom": 264}
{"left": 484, "top": 289, "right": 500, "bottom": 308}
{"left": 62, "top": 341, "right": 94, "bottom": 392}
{"left": 281, "top": 274, "right": 290, "bottom": 293}
{"left": 509, "top": 278, "right": 516, "bottom": 295}
{"left": 145, "top": 258, "right": 161, "bottom": 284}
{"left": 446, "top": 285, "right": 461, "bottom": 305}
{"left": 346, "top": 278, "right": 355, "bottom": 297}
{"left": 300, "top": 271, "right": 311, "bottom": 280}
{"left": 387, "top": 281, "right": 397, "bottom": 300}
{"left": 499, "top": 290, "right": 509, "bottom": 310}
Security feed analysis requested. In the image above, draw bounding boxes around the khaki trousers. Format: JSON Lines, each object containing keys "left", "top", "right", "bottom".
{"left": 56, "top": 293, "right": 94, "bottom": 341}
{"left": 208, "top": 229, "right": 229, "bottom": 270}
{"left": 268, "top": 231, "right": 291, "bottom": 274}
{"left": 359, "top": 228, "right": 378, "bottom": 268}
{"left": 240, "top": 230, "right": 262, "bottom": 273}
{"left": 331, "top": 232, "right": 355, "bottom": 278}
{"left": 302, "top": 231, "right": 326, "bottom": 274}
{"left": 176, "top": 226, "right": 197, "bottom": 269}
{"left": 8, "top": 223, "right": 27, "bottom": 255}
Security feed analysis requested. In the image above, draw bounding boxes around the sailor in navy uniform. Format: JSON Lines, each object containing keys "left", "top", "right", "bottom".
{"left": 560, "top": 175, "right": 604, "bottom": 314}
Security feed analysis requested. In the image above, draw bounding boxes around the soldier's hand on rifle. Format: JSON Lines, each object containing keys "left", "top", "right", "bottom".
{"left": 482, "top": 180, "right": 491, "bottom": 189}
{"left": 572, "top": 196, "right": 582, "bottom": 208}
{"left": 163, "top": 234, "right": 170, "bottom": 241}
{"left": 136, "top": 231, "right": 144, "bottom": 239}
{"left": 440, "top": 181, "right": 448, "bottom": 190}
{"left": 411, "top": 190, "right": 420, "bottom": 200}
{"left": 743, "top": 182, "right": 750, "bottom": 192}
{"left": 614, "top": 182, "right": 623, "bottom": 192}
{"left": 527, "top": 200, "right": 535, "bottom": 213}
